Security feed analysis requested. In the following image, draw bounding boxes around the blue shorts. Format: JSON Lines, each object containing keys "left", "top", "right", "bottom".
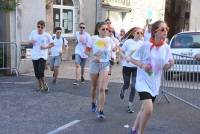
{"left": 49, "top": 56, "right": 61, "bottom": 69}
{"left": 75, "top": 54, "right": 87, "bottom": 68}
{"left": 89, "top": 61, "right": 110, "bottom": 74}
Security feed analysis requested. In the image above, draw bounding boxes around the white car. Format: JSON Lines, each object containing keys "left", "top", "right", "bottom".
{"left": 167, "top": 31, "right": 200, "bottom": 81}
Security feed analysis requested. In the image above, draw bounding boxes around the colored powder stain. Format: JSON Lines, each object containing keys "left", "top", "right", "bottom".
{"left": 96, "top": 40, "right": 106, "bottom": 48}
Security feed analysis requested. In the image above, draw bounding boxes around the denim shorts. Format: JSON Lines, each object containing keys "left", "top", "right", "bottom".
{"left": 75, "top": 54, "right": 87, "bottom": 68}
{"left": 89, "top": 61, "right": 110, "bottom": 74}
{"left": 49, "top": 55, "right": 61, "bottom": 69}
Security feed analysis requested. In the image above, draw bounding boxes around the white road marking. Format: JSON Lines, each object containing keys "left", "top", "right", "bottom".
{"left": 47, "top": 120, "right": 81, "bottom": 134}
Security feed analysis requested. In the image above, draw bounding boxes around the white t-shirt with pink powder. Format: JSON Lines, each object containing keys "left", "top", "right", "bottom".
{"left": 132, "top": 42, "right": 173, "bottom": 97}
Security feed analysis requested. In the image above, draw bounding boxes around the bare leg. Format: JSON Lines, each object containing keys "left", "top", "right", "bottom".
{"left": 138, "top": 99, "right": 153, "bottom": 134}
{"left": 98, "top": 70, "right": 109, "bottom": 111}
{"left": 53, "top": 68, "right": 59, "bottom": 79}
{"left": 75, "top": 64, "right": 80, "bottom": 81}
{"left": 90, "top": 73, "right": 99, "bottom": 103}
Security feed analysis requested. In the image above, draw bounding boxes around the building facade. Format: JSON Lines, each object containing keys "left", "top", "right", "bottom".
{"left": 3, "top": 0, "right": 200, "bottom": 74}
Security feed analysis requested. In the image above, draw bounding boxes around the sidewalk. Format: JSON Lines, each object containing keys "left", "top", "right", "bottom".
{"left": 23, "top": 59, "right": 124, "bottom": 83}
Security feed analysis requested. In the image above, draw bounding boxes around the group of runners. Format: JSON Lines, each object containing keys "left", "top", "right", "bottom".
{"left": 29, "top": 19, "right": 176, "bottom": 134}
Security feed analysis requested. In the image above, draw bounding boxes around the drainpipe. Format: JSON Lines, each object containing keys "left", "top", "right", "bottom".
{"left": 95, "top": 0, "right": 97, "bottom": 23}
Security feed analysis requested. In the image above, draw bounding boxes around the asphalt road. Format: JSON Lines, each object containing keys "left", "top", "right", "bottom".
{"left": 0, "top": 75, "right": 200, "bottom": 134}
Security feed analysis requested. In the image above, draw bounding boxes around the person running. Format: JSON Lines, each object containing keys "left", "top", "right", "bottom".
{"left": 119, "top": 27, "right": 144, "bottom": 113}
{"left": 87, "top": 22, "right": 115, "bottom": 119}
{"left": 105, "top": 27, "right": 119, "bottom": 93}
{"left": 29, "top": 20, "right": 54, "bottom": 92}
{"left": 73, "top": 22, "right": 91, "bottom": 85}
{"left": 127, "top": 20, "right": 174, "bottom": 134}
{"left": 118, "top": 29, "right": 126, "bottom": 41}
{"left": 49, "top": 27, "right": 68, "bottom": 84}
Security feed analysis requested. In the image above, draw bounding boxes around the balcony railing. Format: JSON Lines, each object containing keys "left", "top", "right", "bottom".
{"left": 102, "top": 0, "right": 131, "bottom": 7}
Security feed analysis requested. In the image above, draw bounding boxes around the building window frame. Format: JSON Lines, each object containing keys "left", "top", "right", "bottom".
{"left": 53, "top": 3, "right": 75, "bottom": 37}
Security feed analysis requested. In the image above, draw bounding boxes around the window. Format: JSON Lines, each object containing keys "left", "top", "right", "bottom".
{"left": 53, "top": 0, "right": 74, "bottom": 35}
{"left": 171, "top": 33, "right": 200, "bottom": 48}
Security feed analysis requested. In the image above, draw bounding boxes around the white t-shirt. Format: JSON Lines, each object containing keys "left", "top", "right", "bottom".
{"left": 121, "top": 39, "right": 143, "bottom": 67}
{"left": 29, "top": 30, "right": 53, "bottom": 60}
{"left": 50, "top": 35, "right": 68, "bottom": 57}
{"left": 75, "top": 31, "right": 91, "bottom": 58}
{"left": 110, "top": 36, "right": 120, "bottom": 60}
{"left": 132, "top": 42, "right": 173, "bottom": 97}
{"left": 89, "top": 35, "right": 115, "bottom": 62}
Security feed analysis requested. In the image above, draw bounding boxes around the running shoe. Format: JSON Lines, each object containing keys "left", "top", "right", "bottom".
{"left": 129, "top": 129, "right": 138, "bottom": 134}
{"left": 97, "top": 111, "right": 105, "bottom": 119}
{"left": 43, "top": 83, "right": 49, "bottom": 92}
{"left": 127, "top": 106, "right": 134, "bottom": 113}
{"left": 120, "top": 89, "right": 125, "bottom": 100}
{"left": 81, "top": 76, "right": 85, "bottom": 83}
{"left": 127, "top": 102, "right": 134, "bottom": 113}
{"left": 91, "top": 103, "right": 97, "bottom": 112}
{"left": 73, "top": 80, "right": 79, "bottom": 85}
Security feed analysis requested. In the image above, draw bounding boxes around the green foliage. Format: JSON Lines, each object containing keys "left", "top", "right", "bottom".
{"left": 0, "top": 0, "right": 20, "bottom": 12}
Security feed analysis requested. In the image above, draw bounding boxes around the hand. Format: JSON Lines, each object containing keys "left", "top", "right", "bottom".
{"left": 163, "top": 59, "right": 174, "bottom": 70}
{"left": 142, "top": 63, "right": 152, "bottom": 72}
{"left": 194, "top": 54, "right": 200, "bottom": 61}
{"left": 125, "top": 56, "right": 131, "bottom": 62}
{"left": 40, "top": 45, "right": 47, "bottom": 50}
{"left": 142, "top": 64, "right": 153, "bottom": 75}
{"left": 30, "top": 40, "right": 36, "bottom": 45}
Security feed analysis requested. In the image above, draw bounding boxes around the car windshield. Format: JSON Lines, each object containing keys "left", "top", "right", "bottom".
{"left": 170, "top": 32, "right": 200, "bottom": 48}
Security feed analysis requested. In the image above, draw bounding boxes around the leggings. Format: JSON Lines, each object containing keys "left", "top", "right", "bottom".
{"left": 32, "top": 58, "right": 46, "bottom": 79}
{"left": 122, "top": 66, "right": 137, "bottom": 102}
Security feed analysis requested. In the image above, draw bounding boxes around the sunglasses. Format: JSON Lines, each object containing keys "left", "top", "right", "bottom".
{"left": 156, "top": 27, "right": 169, "bottom": 32}
{"left": 80, "top": 26, "right": 85, "bottom": 29}
{"left": 37, "top": 25, "right": 44, "bottom": 29}
{"left": 101, "top": 28, "right": 108, "bottom": 31}
{"left": 56, "top": 31, "right": 61, "bottom": 34}
{"left": 106, "top": 22, "right": 111, "bottom": 24}
{"left": 136, "top": 32, "right": 143, "bottom": 35}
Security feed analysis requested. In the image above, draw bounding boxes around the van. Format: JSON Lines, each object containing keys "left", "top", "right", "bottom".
{"left": 167, "top": 31, "right": 200, "bottom": 81}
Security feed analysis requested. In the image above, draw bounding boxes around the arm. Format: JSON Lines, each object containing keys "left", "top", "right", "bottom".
{"left": 163, "top": 59, "right": 174, "bottom": 70}
{"left": 163, "top": 46, "right": 174, "bottom": 70}
{"left": 41, "top": 42, "right": 54, "bottom": 49}
{"left": 128, "top": 57, "right": 151, "bottom": 72}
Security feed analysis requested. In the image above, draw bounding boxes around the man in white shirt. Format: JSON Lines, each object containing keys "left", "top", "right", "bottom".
{"left": 29, "top": 20, "right": 54, "bottom": 92}
{"left": 49, "top": 27, "right": 68, "bottom": 84}
{"left": 74, "top": 22, "right": 91, "bottom": 85}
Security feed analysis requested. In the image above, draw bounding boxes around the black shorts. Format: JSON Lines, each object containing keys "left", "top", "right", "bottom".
{"left": 138, "top": 92, "right": 156, "bottom": 102}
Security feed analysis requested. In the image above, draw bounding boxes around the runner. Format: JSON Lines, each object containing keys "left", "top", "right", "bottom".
{"left": 119, "top": 27, "right": 143, "bottom": 113}
{"left": 127, "top": 20, "right": 174, "bottom": 134}
{"left": 49, "top": 27, "right": 68, "bottom": 84}
{"left": 87, "top": 22, "right": 115, "bottom": 119}
{"left": 73, "top": 22, "right": 91, "bottom": 85}
{"left": 29, "top": 20, "right": 54, "bottom": 92}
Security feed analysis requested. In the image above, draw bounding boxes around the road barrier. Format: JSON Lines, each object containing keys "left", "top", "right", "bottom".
{"left": 0, "top": 42, "right": 19, "bottom": 76}
{"left": 158, "top": 53, "right": 200, "bottom": 111}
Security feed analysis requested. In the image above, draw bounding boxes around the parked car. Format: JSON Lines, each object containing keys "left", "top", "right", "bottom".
{"left": 166, "top": 31, "right": 200, "bottom": 81}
